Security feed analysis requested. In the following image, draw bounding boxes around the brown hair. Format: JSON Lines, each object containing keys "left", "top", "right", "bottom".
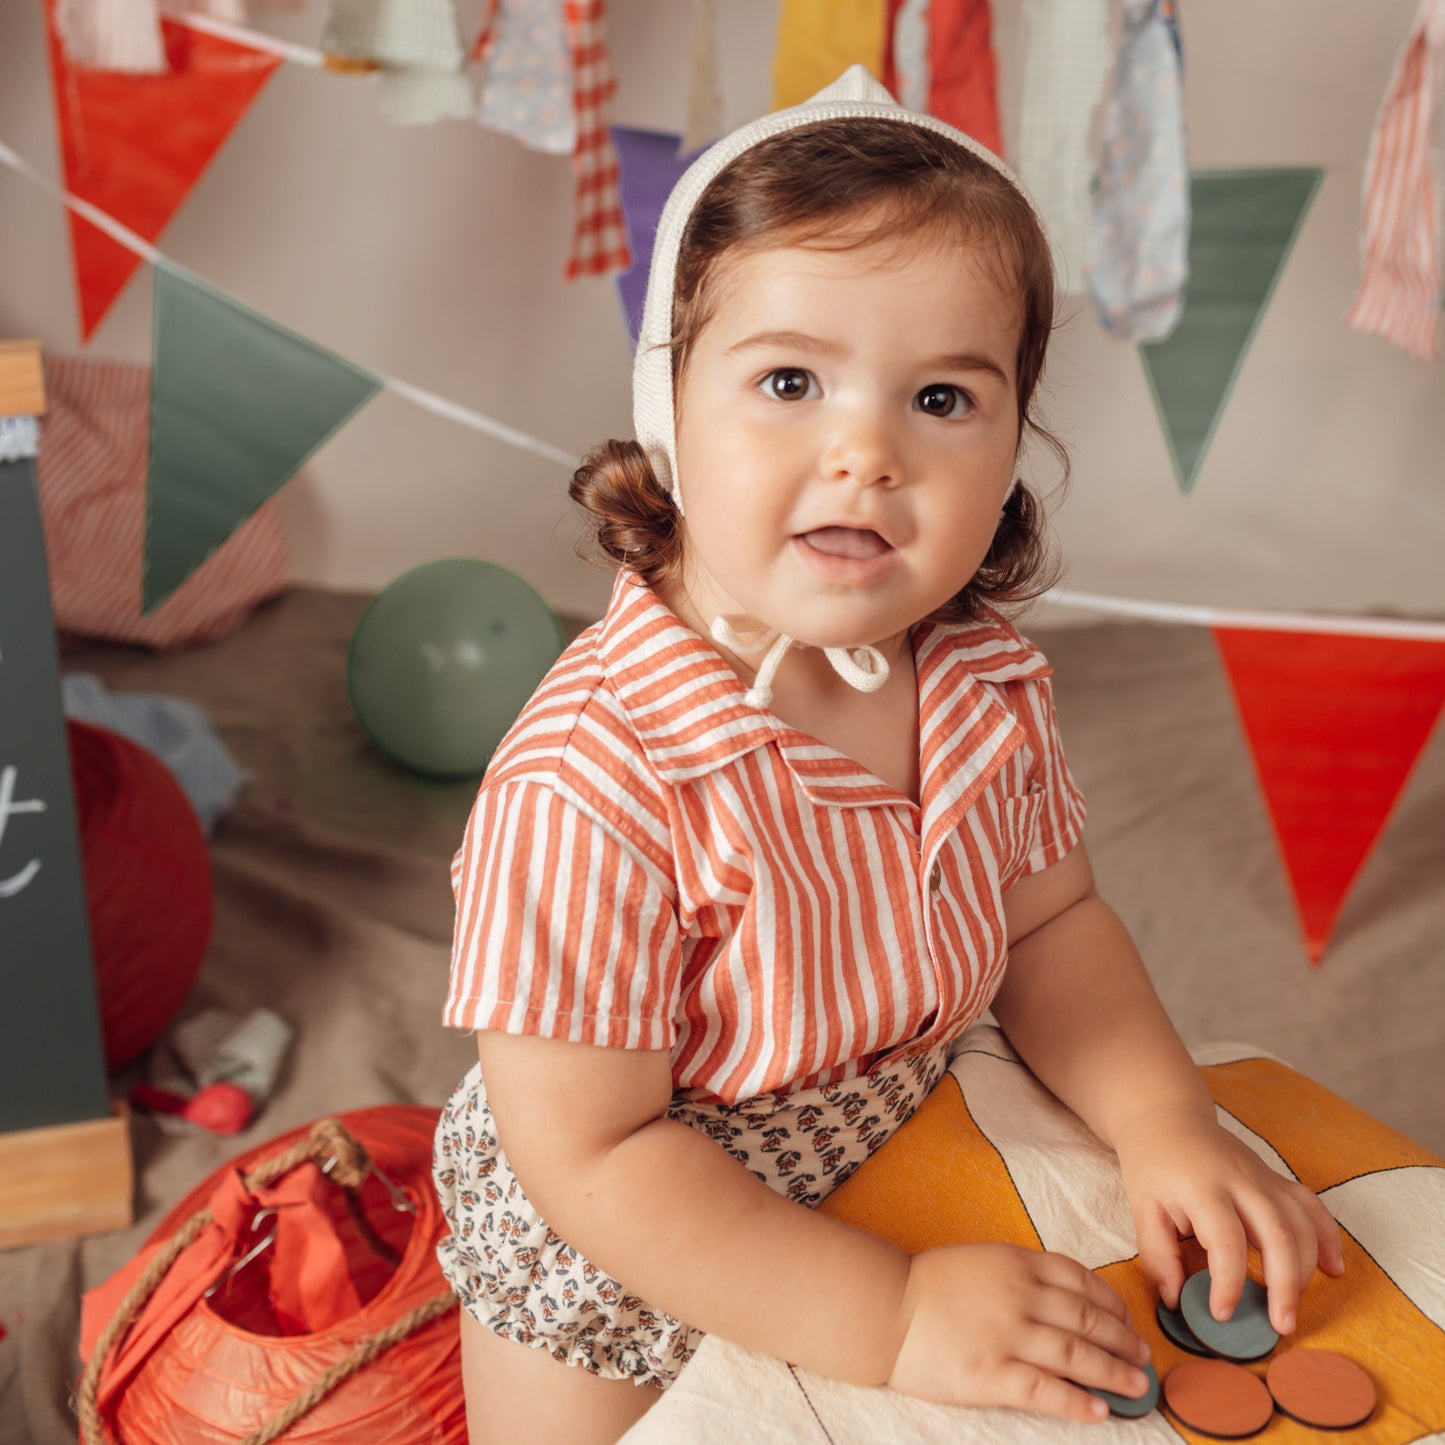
{"left": 570, "top": 117, "right": 1067, "bottom": 622}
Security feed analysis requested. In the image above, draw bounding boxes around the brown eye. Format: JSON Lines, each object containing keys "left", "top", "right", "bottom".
{"left": 765, "top": 369, "right": 815, "bottom": 400}
{"left": 916, "top": 384, "right": 966, "bottom": 417}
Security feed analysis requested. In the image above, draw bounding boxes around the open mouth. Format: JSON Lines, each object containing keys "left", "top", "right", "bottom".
{"left": 797, "top": 526, "right": 892, "bottom": 560}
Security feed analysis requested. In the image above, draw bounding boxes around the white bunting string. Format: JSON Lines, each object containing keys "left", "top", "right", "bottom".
{"left": 0, "top": 138, "right": 162, "bottom": 264}
{"left": 3, "top": 142, "right": 1442, "bottom": 644}
{"left": 0, "top": 137, "right": 580, "bottom": 471}
{"left": 1046, "top": 589, "right": 1445, "bottom": 642}
{"left": 157, "top": 5, "right": 327, "bottom": 65}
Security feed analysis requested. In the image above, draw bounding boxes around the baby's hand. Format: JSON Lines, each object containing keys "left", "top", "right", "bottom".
{"left": 886, "top": 1242, "right": 1151, "bottom": 1423}
{"left": 1113, "top": 1110, "right": 1345, "bottom": 1335}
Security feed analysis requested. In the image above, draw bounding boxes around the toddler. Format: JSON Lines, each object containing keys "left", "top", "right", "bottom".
{"left": 433, "top": 67, "right": 1343, "bottom": 1445}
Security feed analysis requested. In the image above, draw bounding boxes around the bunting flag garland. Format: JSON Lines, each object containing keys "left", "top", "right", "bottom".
{"left": 375, "top": 68, "right": 473, "bottom": 128}
{"left": 145, "top": 262, "right": 382, "bottom": 611}
{"left": 1016, "top": 0, "right": 1111, "bottom": 296}
{"left": 612, "top": 128, "right": 696, "bottom": 344}
{"left": 321, "top": 0, "right": 465, "bottom": 72}
{"left": 472, "top": 0, "right": 576, "bottom": 154}
{"left": 1213, "top": 626, "right": 1445, "bottom": 964}
{"left": 57, "top": 0, "right": 259, "bottom": 74}
{"left": 925, "top": 0, "right": 1003, "bottom": 157}
{"left": 320, "top": 0, "right": 472, "bottom": 125}
{"left": 43, "top": 0, "right": 281, "bottom": 341}
{"left": 888, "top": 0, "right": 931, "bottom": 112}
{"left": 168, "top": 0, "right": 251, "bottom": 22}
{"left": 1086, "top": 0, "right": 1189, "bottom": 341}
{"left": 773, "top": 0, "right": 886, "bottom": 112}
{"left": 56, "top": 0, "right": 166, "bottom": 72}
{"left": 879, "top": 0, "right": 905, "bottom": 97}
{"left": 1139, "top": 169, "right": 1322, "bottom": 495}
{"left": 468, "top": 0, "right": 501, "bottom": 59}
{"left": 681, "top": 0, "right": 724, "bottom": 154}
{"left": 1345, "top": 0, "right": 1445, "bottom": 362}
{"left": 0, "top": 134, "right": 578, "bottom": 467}
{"left": 561, "top": 1, "right": 631, "bottom": 279}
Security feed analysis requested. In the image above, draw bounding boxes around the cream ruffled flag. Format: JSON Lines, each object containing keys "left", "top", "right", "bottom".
{"left": 56, "top": 0, "right": 166, "bottom": 72}
{"left": 322, "top": 0, "right": 473, "bottom": 124}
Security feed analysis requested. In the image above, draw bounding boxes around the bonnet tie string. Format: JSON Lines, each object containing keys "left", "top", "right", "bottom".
{"left": 710, "top": 616, "right": 890, "bottom": 709}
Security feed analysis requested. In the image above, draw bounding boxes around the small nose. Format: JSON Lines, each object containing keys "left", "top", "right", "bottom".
{"left": 821, "top": 403, "right": 901, "bottom": 488}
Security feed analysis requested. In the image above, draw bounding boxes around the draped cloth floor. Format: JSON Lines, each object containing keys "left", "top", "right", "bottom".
{"left": 1, "top": 586, "right": 1440, "bottom": 1444}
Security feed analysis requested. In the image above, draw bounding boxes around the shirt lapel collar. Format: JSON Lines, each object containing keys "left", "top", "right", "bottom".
{"left": 914, "top": 609, "right": 1054, "bottom": 846}
{"left": 596, "top": 573, "right": 776, "bottom": 783}
{"left": 598, "top": 580, "right": 1052, "bottom": 813}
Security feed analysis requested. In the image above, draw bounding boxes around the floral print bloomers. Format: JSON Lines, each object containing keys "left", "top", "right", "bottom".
{"left": 433, "top": 1037, "right": 959, "bottom": 1390}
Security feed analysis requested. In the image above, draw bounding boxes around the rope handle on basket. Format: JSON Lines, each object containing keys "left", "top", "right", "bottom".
{"left": 76, "top": 1118, "right": 457, "bottom": 1445}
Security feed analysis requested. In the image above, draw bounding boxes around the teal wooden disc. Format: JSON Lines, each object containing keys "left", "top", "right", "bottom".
{"left": 1157, "top": 1298, "right": 1213, "bottom": 1356}
{"left": 1090, "top": 1362, "right": 1160, "bottom": 1418}
{"left": 1180, "top": 1270, "right": 1279, "bottom": 1361}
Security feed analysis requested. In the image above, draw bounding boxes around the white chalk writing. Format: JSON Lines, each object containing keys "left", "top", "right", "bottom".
{"left": 0, "top": 764, "right": 46, "bottom": 898}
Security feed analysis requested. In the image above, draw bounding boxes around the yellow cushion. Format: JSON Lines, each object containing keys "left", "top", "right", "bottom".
{"left": 819, "top": 1035, "right": 1445, "bottom": 1444}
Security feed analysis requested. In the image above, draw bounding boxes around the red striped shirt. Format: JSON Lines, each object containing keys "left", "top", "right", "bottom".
{"left": 444, "top": 572, "right": 1086, "bottom": 1104}
{"left": 1346, "top": 0, "right": 1445, "bottom": 361}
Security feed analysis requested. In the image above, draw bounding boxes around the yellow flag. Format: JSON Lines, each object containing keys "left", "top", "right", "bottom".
{"left": 772, "top": 0, "right": 886, "bottom": 111}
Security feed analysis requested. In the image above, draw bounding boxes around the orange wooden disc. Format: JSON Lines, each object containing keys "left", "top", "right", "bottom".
{"left": 1164, "top": 1359, "right": 1274, "bottom": 1438}
{"left": 1266, "top": 1349, "right": 1377, "bottom": 1429}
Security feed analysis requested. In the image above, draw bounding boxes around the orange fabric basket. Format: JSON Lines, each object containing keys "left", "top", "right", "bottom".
{"left": 77, "top": 1106, "right": 463, "bottom": 1444}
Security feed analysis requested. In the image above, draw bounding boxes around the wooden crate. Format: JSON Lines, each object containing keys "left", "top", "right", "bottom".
{"left": 0, "top": 1103, "right": 133, "bottom": 1250}
{"left": 0, "top": 338, "right": 46, "bottom": 417}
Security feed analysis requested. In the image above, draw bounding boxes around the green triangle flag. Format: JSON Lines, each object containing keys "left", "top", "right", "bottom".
{"left": 1140, "top": 168, "right": 1322, "bottom": 495}
{"left": 145, "top": 261, "right": 383, "bottom": 611}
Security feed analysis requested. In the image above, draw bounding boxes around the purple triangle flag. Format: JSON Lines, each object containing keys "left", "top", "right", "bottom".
{"left": 612, "top": 126, "right": 702, "bottom": 345}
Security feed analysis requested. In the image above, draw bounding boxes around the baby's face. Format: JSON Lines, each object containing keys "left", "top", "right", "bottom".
{"left": 668, "top": 230, "right": 1023, "bottom": 656}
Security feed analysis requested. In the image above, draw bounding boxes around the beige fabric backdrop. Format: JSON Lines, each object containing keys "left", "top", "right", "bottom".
{"left": 0, "top": 0, "right": 1441, "bottom": 626}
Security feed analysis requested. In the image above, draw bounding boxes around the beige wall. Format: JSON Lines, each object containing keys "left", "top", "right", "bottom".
{"left": 1, "top": 1, "right": 1440, "bottom": 625}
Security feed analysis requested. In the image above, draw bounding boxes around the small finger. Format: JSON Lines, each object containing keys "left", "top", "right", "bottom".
{"left": 1037, "top": 1253, "right": 1130, "bottom": 1325}
{"left": 1194, "top": 1205, "right": 1248, "bottom": 1320}
{"left": 1133, "top": 1203, "right": 1185, "bottom": 1310}
{"left": 1250, "top": 1204, "right": 1304, "bottom": 1335}
{"left": 1023, "top": 1324, "right": 1153, "bottom": 1402}
{"left": 994, "top": 1362, "right": 1112, "bottom": 1425}
{"left": 1030, "top": 1285, "right": 1150, "bottom": 1367}
{"left": 1294, "top": 1194, "right": 1324, "bottom": 1288}
{"left": 1309, "top": 1192, "right": 1346, "bottom": 1276}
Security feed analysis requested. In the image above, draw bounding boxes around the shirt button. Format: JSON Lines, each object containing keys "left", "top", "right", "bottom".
{"left": 929, "top": 861, "right": 942, "bottom": 892}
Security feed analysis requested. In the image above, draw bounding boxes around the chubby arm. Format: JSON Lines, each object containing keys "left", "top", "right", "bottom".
{"left": 477, "top": 1026, "right": 1150, "bottom": 1420}
{"left": 475, "top": 1028, "right": 911, "bottom": 1385}
{"left": 993, "top": 844, "right": 1344, "bottom": 1331}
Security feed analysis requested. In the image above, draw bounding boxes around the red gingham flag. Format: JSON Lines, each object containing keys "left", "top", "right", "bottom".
{"left": 36, "top": 356, "right": 287, "bottom": 649}
{"left": 563, "top": 0, "right": 632, "bottom": 278}
{"left": 469, "top": 0, "right": 500, "bottom": 60}
{"left": 1346, "top": 0, "right": 1445, "bottom": 362}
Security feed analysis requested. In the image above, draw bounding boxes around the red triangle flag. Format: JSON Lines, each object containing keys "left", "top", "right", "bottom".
{"left": 1213, "top": 627, "right": 1445, "bottom": 963}
{"left": 926, "top": 0, "right": 1003, "bottom": 158}
{"left": 880, "top": 0, "right": 907, "bottom": 96}
{"left": 43, "top": 4, "right": 281, "bottom": 341}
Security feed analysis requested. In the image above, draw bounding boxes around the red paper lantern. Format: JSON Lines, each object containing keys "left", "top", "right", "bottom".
{"left": 78, "top": 1106, "right": 464, "bottom": 1445}
{"left": 67, "top": 719, "right": 213, "bottom": 1070}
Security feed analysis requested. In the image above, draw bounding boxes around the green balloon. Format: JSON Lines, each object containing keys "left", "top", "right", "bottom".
{"left": 347, "top": 559, "right": 563, "bottom": 780}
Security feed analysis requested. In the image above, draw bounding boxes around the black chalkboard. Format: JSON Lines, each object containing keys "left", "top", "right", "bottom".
{"left": 0, "top": 457, "right": 110, "bottom": 1133}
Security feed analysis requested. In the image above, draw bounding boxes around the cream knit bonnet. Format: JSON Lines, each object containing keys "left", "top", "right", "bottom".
{"left": 631, "top": 65, "right": 1048, "bottom": 708}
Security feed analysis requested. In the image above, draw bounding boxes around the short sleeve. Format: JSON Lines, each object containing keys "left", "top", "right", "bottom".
{"left": 442, "top": 778, "right": 683, "bottom": 1050}
{"left": 1008, "top": 674, "right": 1088, "bottom": 878}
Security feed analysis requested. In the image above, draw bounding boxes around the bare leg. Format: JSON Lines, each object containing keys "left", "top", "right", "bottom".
{"left": 460, "top": 1308, "right": 660, "bottom": 1445}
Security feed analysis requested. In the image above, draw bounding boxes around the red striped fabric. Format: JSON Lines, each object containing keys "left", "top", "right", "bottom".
{"left": 444, "top": 572, "right": 1086, "bottom": 1105}
{"left": 1346, "top": 0, "right": 1445, "bottom": 362}
{"left": 35, "top": 355, "right": 287, "bottom": 648}
{"left": 562, "top": 0, "right": 631, "bottom": 279}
